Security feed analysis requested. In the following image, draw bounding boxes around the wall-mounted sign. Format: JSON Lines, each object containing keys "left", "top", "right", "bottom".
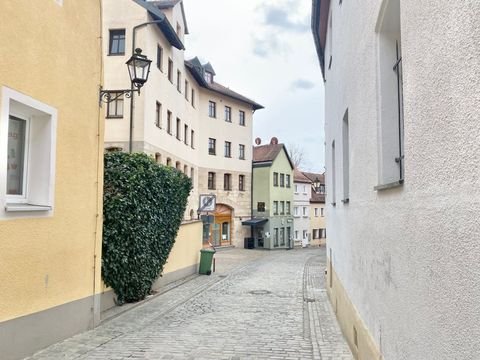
{"left": 198, "top": 194, "right": 216, "bottom": 212}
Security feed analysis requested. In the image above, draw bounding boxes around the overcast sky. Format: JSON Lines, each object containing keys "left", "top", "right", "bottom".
{"left": 183, "top": 0, "right": 325, "bottom": 172}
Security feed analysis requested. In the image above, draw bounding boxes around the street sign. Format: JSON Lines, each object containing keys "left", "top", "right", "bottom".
{"left": 198, "top": 194, "right": 216, "bottom": 212}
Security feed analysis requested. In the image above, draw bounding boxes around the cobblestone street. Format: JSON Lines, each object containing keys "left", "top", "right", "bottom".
{"left": 26, "top": 248, "right": 352, "bottom": 360}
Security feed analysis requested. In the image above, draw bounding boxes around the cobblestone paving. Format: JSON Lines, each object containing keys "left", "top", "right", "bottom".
{"left": 26, "top": 248, "right": 352, "bottom": 360}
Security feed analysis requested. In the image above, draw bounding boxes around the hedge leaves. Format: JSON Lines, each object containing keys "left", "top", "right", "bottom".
{"left": 102, "top": 152, "right": 192, "bottom": 303}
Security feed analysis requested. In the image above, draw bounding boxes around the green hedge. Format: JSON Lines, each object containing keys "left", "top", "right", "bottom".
{"left": 102, "top": 152, "right": 192, "bottom": 303}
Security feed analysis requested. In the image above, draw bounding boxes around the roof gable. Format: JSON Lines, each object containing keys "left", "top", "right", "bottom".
{"left": 132, "top": 0, "right": 185, "bottom": 50}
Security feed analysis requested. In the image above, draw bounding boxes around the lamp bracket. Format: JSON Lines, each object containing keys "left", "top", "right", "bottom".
{"left": 99, "top": 87, "right": 140, "bottom": 106}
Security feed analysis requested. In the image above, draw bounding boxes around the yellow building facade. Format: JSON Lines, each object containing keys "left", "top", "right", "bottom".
{"left": 0, "top": 1, "right": 103, "bottom": 359}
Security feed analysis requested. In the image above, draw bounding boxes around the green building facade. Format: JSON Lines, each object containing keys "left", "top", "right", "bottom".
{"left": 246, "top": 140, "right": 294, "bottom": 249}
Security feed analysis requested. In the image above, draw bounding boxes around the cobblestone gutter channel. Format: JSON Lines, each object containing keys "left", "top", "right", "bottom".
{"left": 26, "top": 248, "right": 352, "bottom": 360}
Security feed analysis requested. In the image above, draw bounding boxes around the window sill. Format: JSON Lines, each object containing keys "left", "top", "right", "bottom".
{"left": 107, "top": 53, "right": 125, "bottom": 57}
{"left": 106, "top": 116, "right": 123, "bottom": 119}
{"left": 374, "top": 180, "right": 404, "bottom": 191}
{"left": 5, "top": 203, "right": 52, "bottom": 212}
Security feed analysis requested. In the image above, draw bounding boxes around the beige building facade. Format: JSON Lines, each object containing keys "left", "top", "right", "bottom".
{"left": 102, "top": 0, "right": 262, "bottom": 249}
{"left": 0, "top": 1, "right": 104, "bottom": 359}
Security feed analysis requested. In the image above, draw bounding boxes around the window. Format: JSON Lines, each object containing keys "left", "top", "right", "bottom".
{"left": 295, "top": 184, "right": 299, "bottom": 193}
{"left": 176, "top": 118, "right": 181, "bottom": 140}
{"left": 155, "top": 153, "right": 161, "bottom": 164}
{"left": 342, "top": 109, "right": 350, "bottom": 202}
{"left": 273, "top": 172, "right": 278, "bottom": 186}
{"left": 190, "top": 168, "right": 194, "bottom": 186}
{"left": 191, "top": 89, "right": 195, "bottom": 108}
{"left": 313, "top": 229, "right": 319, "bottom": 239}
{"left": 224, "top": 141, "right": 231, "bottom": 158}
{"left": 185, "top": 80, "right": 189, "bottom": 100}
{"left": 208, "top": 101, "right": 216, "bottom": 118}
{"left": 239, "top": 144, "right": 245, "bottom": 160}
{"left": 155, "top": 101, "right": 162, "bottom": 128}
{"left": 183, "top": 165, "right": 188, "bottom": 175}
{"left": 294, "top": 206, "right": 298, "bottom": 216}
{"left": 286, "top": 201, "right": 291, "bottom": 215}
{"left": 303, "top": 185, "right": 307, "bottom": 194}
{"left": 280, "top": 174, "right": 285, "bottom": 187}
{"left": 184, "top": 124, "right": 188, "bottom": 145}
{"left": 321, "top": 208, "right": 324, "bottom": 217}
{"left": 175, "top": 161, "right": 181, "bottom": 171}
{"left": 315, "top": 208, "right": 319, "bottom": 217}
{"left": 224, "top": 173, "right": 232, "bottom": 190}
{"left": 166, "top": 158, "right": 172, "bottom": 166}
{"left": 239, "top": 175, "right": 245, "bottom": 191}
{"left": 177, "top": 70, "right": 181, "bottom": 92}
{"left": 273, "top": 201, "right": 278, "bottom": 215}
{"left": 280, "top": 228, "right": 285, "bottom": 246}
{"left": 257, "top": 202, "right": 265, "bottom": 212}
{"left": 280, "top": 201, "right": 285, "bottom": 215}
{"left": 295, "top": 231, "right": 299, "bottom": 239}
{"left": 286, "top": 175, "right": 291, "bottom": 188}
{"left": 239, "top": 110, "right": 245, "bottom": 126}
{"left": 377, "top": 0, "right": 404, "bottom": 186}
{"left": 303, "top": 207, "right": 307, "bottom": 216}
{"left": 191, "top": 130, "right": 195, "bottom": 149}
{"left": 303, "top": 230, "right": 308, "bottom": 239}
{"left": 208, "top": 138, "right": 216, "bottom": 155}
{"left": 205, "top": 72, "right": 213, "bottom": 83}
{"left": 168, "top": 58, "right": 173, "bottom": 83}
{"left": 274, "top": 228, "right": 279, "bottom": 247}
{"left": 208, "top": 172, "right": 216, "bottom": 190}
{"left": 109, "top": 29, "right": 125, "bottom": 55}
{"left": 224, "top": 106, "right": 231, "bottom": 122}
{"left": 167, "top": 111, "right": 172, "bottom": 134}
{"left": 106, "top": 93, "right": 123, "bottom": 118}
{"left": 2, "top": 88, "right": 57, "bottom": 214}
{"left": 157, "top": 45, "right": 163, "bottom": 71}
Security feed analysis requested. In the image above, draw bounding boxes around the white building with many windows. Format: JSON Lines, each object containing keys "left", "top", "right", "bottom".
{"left": 312, "top": 0, "right": 480, "bottom": 359}
{"left": 102, "top": 0, "right": 262, "bottom": 248}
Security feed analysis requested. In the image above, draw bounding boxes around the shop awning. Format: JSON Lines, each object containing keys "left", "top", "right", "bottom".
{"left": 241, "top": 218, "right": 268, "bottom": 226}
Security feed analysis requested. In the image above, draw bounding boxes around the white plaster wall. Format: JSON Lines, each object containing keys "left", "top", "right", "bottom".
{"left": 324, "top": 1, "right": 480, "bottom": 359}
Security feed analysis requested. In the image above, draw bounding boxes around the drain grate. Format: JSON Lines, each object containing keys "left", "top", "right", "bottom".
{"left": 304, "top": 298, "right": 316, "bottom": 303}
{"left": 249, "top": 290, "right": 271, "bottom": 295}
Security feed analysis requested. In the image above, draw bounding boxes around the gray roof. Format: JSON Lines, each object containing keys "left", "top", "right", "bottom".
{"left": 132, "top": 0, "right": 185, "bottom": 50}
{"left": 203, "top": 62, "right": 216, "bottom": 75}
{"left": 185, "top": 58, "right": 264, "bottom": 110}
{"left": 148, "top": 0, "right": 189, "bottom": 34}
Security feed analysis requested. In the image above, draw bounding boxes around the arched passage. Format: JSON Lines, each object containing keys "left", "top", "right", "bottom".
{"left": 207, "top": 203, "right": 233, "bottom": 247}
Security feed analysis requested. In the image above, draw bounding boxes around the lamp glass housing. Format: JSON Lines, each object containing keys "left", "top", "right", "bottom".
{"left": 127, "top": 48, "right": 152, "bottom": 89}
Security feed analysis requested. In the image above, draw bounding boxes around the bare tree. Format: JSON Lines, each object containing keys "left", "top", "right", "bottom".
{"left": 287, "top": 143, "right": 306, "bottom": 169}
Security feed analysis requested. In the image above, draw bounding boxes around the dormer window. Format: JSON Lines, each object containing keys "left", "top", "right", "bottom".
{"left": 204, "top": 71, "right": 213, "bottom": 83}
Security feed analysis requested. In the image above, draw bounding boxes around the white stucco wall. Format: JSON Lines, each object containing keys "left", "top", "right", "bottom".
{"left": 324, "top": 0, "right": 480, "bottom": 359}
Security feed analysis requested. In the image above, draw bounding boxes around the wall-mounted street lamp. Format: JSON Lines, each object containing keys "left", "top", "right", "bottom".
{"left": 99, "top": 48, "right": 152, "bottom": 105}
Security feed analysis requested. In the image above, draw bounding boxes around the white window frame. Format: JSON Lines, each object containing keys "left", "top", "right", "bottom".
{"left": 0, "top": 87, "right": 57, "bottom": 217}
